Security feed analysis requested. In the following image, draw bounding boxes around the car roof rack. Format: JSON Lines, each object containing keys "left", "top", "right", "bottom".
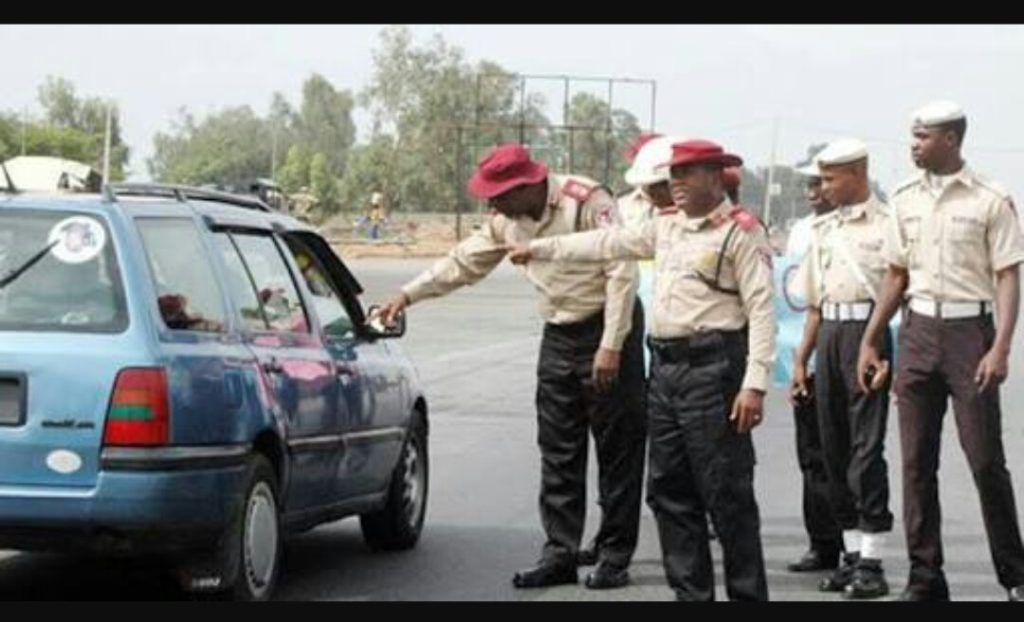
{"left": 102, "top": 182, "right": 272, "bottom": 212}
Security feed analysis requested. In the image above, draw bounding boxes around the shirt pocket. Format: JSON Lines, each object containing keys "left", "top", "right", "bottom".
{"left": 902, "top": 217, "right": 923, "bottom": 268}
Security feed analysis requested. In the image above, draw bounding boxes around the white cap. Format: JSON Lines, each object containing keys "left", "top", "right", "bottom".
{"left": 817, "top": 138, "right": 869, "bottom": 167}
{"left": 795, "top": 160, "right": 820, "bottom": 177}
{"left": 370, "top": 191, "right": 383, "bottom": 204}
{"left": 624, "top": 136, "right": 675, "bottom": 186}
{"left": 911, "top": 100, "right": 966, "bottom": 128}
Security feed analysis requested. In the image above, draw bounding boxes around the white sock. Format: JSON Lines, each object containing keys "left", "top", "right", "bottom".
{"left": 843, "top": 529, "right": 863, "bottom": 554}
{"left": 860, "top": 532, "right": 887, "bottom": 561}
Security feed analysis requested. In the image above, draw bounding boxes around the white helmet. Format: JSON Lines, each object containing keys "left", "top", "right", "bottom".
{"left": 624, "top": 136, "right": 676, "bottom": 187}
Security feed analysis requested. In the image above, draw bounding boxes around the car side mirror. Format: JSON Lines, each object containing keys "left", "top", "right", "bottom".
{"left": 364, "top": 304, "right": 406, "bottom": 339}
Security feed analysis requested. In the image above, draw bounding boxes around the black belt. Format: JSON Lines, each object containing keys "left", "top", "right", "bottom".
{"left": 647, "top": 328, "right": 746, "bottom": 362}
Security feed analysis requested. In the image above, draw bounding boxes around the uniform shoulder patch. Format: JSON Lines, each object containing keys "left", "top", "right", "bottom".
{"left": 728, "top": 206, "right": 765, "bottom": 232}
{"left": 561, "top": 178, "right": 597, "bottom": 203}
{"left": 891, "top": 175, "right": 920, "bottom": 197}
{"left": 973, "top": 174, "right": 1012, "bottom": 202}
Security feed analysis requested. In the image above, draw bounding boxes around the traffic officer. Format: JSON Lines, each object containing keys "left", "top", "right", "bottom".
{"left": 375, "top": 143, "right": 647, "bottom": 591}
{"left": 575, "top": 134, "right": 677, "bottom": 567}
{"left": 508, "top": 138, "right": 775, "bottom": 601}
{"left": 784, "top": 150, "right": 844, "bottom": 575}
{"left": 791, "top": 138, "right": 894, "bottom": 599}
{"left": 857, "top": 101, "right": 1024, "bottom": 601}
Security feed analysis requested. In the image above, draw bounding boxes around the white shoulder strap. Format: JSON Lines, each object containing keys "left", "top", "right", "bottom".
{"left": 832, "top": 226, "right": 878, "bottom": 300}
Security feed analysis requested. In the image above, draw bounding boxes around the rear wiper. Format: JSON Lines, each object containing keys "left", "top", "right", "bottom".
{"left": 0, "top": 162, "right": 16, "bottom": 193}
{"left": 0, "top": 240, "right": 58, "bottom": 290}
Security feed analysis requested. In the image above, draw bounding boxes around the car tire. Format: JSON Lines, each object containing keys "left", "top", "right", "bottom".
{"left": 360, "top": 414, "right": 428, "bottom": 551}
{"left": 178, "top": 454, "right": 282, "bottom": 601}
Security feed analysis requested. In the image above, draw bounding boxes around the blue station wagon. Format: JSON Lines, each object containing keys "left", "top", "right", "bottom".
{"left": 0, "top": 184, "right": 429, "bottom": 600}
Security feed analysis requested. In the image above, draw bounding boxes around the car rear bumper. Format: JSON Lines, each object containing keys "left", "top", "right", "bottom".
{"left": 0, "top": 445, "right": 251, "bottom": 554}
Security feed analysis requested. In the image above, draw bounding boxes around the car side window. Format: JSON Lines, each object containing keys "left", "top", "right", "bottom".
{"left": 212, "top": 232, "right": 266, "bottom": 333}
{"left": 227, "top": 232, "right": 309, "bottom": 334}
{"left": 283, "top": 235, "right": 356, "bottom": 340}
{"left": 136, "top": 218, "right": 226, "bottom": 333}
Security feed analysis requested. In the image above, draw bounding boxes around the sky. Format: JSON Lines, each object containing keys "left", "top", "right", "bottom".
{"left": 2, "top": 24, "right": 1022, "bottom": 202}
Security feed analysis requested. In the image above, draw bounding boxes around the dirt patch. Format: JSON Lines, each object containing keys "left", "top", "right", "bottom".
{"left": 320, "top": 213, "right": 486, "bottom": 260}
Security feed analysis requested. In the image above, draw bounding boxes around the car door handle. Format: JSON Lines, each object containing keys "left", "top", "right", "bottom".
{"left": 263, "top": 358, "right": 285, "bottom": 375}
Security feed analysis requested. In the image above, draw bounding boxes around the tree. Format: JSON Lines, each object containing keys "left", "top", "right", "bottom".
{"left": 276, "top": 144, "right": 312, "bottom": 194}
{"left": 337, "top": 134, "right": 401, "bottom": 213}
{"left": 0, "top": 113, "right": 22, "bottom": 161}
{"left": 563, "top": 92, "right": 642, "bottom": 193}
{"left": 267, "top": 91, "right": 300, "bottom": 177}
{"left": 297, "top": 74, "right": 356, "bottom": 178}
{"left": 309, "top": 152, "right": 339, "bottom": 214}
{"left": 361, "top": 26, "right": 553, "bottom": 213}
{"left": 30, "top": 76, "right": 130, "bottom": 180}
{"left": 148, "top": 106, "right": 272, "bottom": 189}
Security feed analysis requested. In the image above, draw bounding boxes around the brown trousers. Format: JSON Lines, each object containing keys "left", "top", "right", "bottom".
{"left": 896, "top": 310, "right": 1024, "bottom": 591}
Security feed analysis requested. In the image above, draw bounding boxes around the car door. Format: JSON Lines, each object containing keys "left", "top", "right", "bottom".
{"left": 211, "top": 229, "right": 339, "bottom": 513}
{"left": 280, "top": 232, "right": 407, "bottom": 499}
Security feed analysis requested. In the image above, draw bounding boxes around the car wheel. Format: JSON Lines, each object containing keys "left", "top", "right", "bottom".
{"left": 360, "top": 414, "right": 428, "bottom": 551}
{"left": 178, "top": 455, "right": 281, "bottom": 601}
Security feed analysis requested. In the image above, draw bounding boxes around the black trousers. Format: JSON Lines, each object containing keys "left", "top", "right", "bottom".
{"left": 815, "top": 319, "right": 894, "bottom": 535}
{"left": 896, "top": 310, "right": 1024, "bottom": 592}
{"left": 793, "top": 374, "right": 842, "bottom": 552}
{"left": 646, "top": 329, "right": 768, "bottom": 601}
{"left": 536, "top": 299, "right": 647, "bottom": 568}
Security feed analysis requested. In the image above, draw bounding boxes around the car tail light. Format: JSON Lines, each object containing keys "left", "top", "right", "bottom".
{"left": 103, "top": 368, "right": 170, "bottom": 446}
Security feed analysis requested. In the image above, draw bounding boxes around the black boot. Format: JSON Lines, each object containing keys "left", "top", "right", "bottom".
{"left": 819, "top": 552, "right": 859, "bottom": 592}
{"left": 787, "top": 546, "right": 841, "bottom": 572}
{"left": 512, "top": 561, "right": 578, "bottom": 588}
{"left": 843, "top": 558, "right": 889, "bottom": 600}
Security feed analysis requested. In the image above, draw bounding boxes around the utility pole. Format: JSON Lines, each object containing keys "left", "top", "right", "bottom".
{"left": 101, "top": 102, "right": 113, "bottom": 185}
{"left": 762, "top": 117, "right": 779, "bottom": 227}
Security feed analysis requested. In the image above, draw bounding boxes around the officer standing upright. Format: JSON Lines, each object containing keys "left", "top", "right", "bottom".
{"left": 576, "top": 134, "right": 677, "bottom": 566}
{"left": 508, "top": 138, "right": 775, "bottom": 601}
{"left": 784, "top": 151, "right": 844, "bottom": 574}
{"left": 791, "top": 138, "right": 894, "bottom": 599}
{"left": 858, "top": 101, "right": 1024, "bottom": 601}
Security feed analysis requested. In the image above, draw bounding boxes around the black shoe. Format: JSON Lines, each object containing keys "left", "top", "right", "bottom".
{"left": 843, "top": 559, "right": 889, "bottom": 600}
{"left": 512, "top": 562, "right": 577, "bottom": 588}
{"left": 1008, "top": 586, "right": 1024, "bottom": 601}
{"left": 898, "top": 575, "right": 950, "bottom": 601}
{"left": 788, "top": 548, "right": 840, "bottom": 572}
{"left": 819, "top": 552, "right": 859, "bottom": 592}
{"left": 576, "top": 544, "right": 598, "bottom": 566}
{"left": 898, "top": 587, "right": 950, "bottom": 601}
{"left": 585, "top": 561, "right": 629, "bottom": 590}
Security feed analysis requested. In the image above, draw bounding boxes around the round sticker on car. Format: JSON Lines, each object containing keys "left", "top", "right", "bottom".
{"left": 47, "top": 216, "right": 106, "bottom": 264}
{"left": 46, "top": 449, "right": 83, "bottom": 475}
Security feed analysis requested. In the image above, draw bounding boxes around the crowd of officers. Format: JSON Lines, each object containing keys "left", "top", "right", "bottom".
{"left": 373, "top": 100, "right": 1024, "bottom": 601}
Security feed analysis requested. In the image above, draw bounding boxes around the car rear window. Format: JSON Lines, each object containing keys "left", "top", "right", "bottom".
{"left": 0, "top": 209, "right": 127, "bottom": 333}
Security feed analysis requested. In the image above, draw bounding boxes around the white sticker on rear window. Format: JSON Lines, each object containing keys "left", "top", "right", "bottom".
{"left": 47, "top": 216, "right": 107, "bottom": 264}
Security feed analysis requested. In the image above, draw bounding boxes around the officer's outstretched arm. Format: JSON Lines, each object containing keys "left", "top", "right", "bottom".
{"left": 528, "top": 220, "right": 656, "bottom": 263}
{"left": 399, "top": 222, "right": 507, "bottom": 307}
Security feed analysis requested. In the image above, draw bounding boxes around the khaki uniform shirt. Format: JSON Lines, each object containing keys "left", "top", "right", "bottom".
{"left": 793, "top": 195, "right": 890, "bottom": 306}
{"left": 529, "top": 199, "right": 776, "bottom": 391}
{"left": 884, "top": 166, "right": 1024, "bottom": 302}
{"left": 402, "top": 174, "right": 639, "bottom": 351}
